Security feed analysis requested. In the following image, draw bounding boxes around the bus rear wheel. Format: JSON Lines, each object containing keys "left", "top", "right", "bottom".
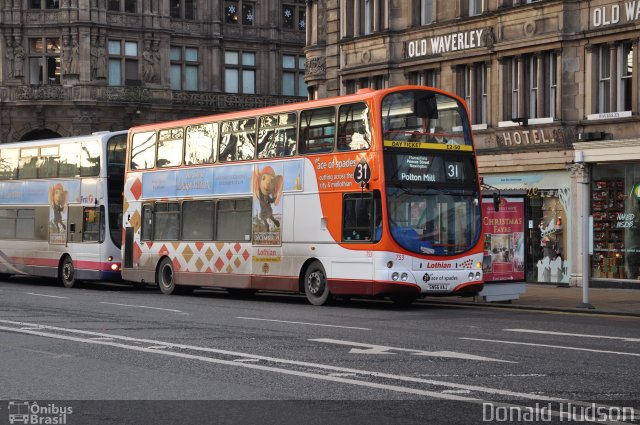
{"left": 157, "top": 258, "right": 177, "bottom": 295}
{"left": 60, "top": 256, "right": 76, "bottom": 288}
{"left": 304, "top": 261, "right": 331, "bottom": 306}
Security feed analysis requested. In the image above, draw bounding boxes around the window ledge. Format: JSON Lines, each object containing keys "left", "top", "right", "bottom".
{"left": 586, "top": 111, "right": 632, "bottom": 121}
{"left": 472, "top": 123, "right": 488, "bottom": 130}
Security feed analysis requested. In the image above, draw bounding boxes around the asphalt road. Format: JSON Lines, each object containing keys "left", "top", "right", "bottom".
{"left": 0, "top": 277, "right": 639, "bottom": 425}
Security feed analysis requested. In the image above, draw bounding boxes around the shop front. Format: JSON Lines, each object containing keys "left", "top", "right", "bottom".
{"left": 590, "top": 163, "right": 640, "bottom": 283}
{"left": 573, "top": 140, "right": 640, "bottom": 288}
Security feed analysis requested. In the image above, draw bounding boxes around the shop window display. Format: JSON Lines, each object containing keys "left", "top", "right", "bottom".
{"left": 534, "top": 193, "right": 567, "bottom": 283}
{"left": 591, "top": 164, "right": 640, "bottom": 281}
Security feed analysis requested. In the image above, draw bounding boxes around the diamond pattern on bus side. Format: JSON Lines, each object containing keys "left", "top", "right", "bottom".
{"left": 135, "top": 241, "right": 250, "bottom": 274}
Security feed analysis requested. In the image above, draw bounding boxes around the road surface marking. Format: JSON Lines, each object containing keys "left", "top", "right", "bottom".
{"left": 99, "top": 302, "right": 184, "bottom": 313}
{"left": 0, "top": 319, "right": 555, "bottom": 401}
{"left": 504, "top": 328, "right": 640, "bottom": 342}
{"left": 0, "top": 323, "right": 481, "bottom": 402}
{"left": 461, "top": 337, "right": 640, "bottom": 357}
{"left": 26, "top": 292, "right": 68, "bottom": 299}
{"left": 236, "top": 317, "right": 371, "bottom": 331}
{"left": 1, "top": 319, "right": 635, "bottom": 422}
{"left": 311, "top": 338, "right": 516, "bottom": 363}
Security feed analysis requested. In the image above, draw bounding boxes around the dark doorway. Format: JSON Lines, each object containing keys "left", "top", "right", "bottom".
{"left": 20, "top": 129, "right": 62, "bottom": 141}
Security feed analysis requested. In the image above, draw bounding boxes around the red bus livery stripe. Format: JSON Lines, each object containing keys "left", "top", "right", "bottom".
{"left": 9, "top": 256, "right": 120, "bottom": 272}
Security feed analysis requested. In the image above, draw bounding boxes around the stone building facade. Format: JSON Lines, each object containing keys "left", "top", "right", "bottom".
{"left": 305, "top": 0, "right": 640, "bottom": 287}
{"left": 0, "top": 0, "right": 307, "bottom": 141}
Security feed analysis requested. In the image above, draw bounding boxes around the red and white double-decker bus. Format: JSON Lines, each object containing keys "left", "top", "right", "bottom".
{"left": 121, "top": 86, "right": 484, "bottom": 305}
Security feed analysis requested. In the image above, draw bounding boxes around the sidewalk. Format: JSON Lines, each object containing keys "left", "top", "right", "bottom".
{"left": 425, "top": 284, "right": 640, "bottom": 316}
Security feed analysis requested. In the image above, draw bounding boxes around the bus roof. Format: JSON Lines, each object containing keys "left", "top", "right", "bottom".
{"left": 128, "top": 85, "right": 459, "bottom": 134}
{"left": 0, "top": 130, "right": 128, "bottom": 150}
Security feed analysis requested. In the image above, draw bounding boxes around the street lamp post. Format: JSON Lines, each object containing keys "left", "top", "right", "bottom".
{"left": 575, "top": 150, "right": 595, "bottom": 309}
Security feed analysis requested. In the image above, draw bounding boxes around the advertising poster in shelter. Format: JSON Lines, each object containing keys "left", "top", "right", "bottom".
{"left": 482, "top": 197, "right": 525, "bottom": 281}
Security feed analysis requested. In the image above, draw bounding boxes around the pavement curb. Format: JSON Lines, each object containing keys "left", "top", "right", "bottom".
{"left": 419, "top": 299, "right": 640, "bottom": 317}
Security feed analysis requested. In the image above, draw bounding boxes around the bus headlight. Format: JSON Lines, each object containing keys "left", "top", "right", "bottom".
{"left": 475, "top": 272, "right": 481, "bottom": 280}
{"left": 108, "top": 256, "right": 114, "bottom": 262}
{"left": 476, "top": 261, "right": 482, "bottom": 269}
{"left": 400, "top": 273, "right": 408, "bottom": 282}
{"left": 391, "top": 272, "right": 399, "bottom": 281}
{"left": 111, "top": 264, "right": 119, "bottom": 271}
{"left": 468, "top": 272, "right": 474, "bottom": 281}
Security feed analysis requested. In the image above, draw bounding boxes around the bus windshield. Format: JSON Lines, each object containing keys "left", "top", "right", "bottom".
{"left": 382, "top": 90, "right": 480, "bottom": 256}
{"left": 382, "top": 89, "right": 471, "bottom": 145}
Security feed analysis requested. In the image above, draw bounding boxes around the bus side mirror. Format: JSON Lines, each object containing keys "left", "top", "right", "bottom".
{"left": 493, "top": 193, "right": 500, "bottom": 212}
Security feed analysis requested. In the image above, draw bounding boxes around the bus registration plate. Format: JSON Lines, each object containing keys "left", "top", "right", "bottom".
{"left": 428, "top": 283, "right": 448, "bottom": 291}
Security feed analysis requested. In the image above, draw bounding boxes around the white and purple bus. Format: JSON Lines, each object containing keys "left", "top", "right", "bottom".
{"left": 0, "top": 131, "right": 126, "bottom": 287}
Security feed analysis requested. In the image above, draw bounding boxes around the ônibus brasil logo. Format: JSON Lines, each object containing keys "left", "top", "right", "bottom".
{"left": 7, "top": 401, "right": 73, "bottom": 425}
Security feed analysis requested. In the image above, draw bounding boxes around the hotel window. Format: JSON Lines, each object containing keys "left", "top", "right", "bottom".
{"left": 504, "top": 52, "right": 558, "bottom": 121}
{"left": 170, "top": 46, "right": 199, "bottom": 91}
{"left": 108, "top": 0, "right": 136, "bottom": 12}
{"left": 469, "top": 0, "right": 482, "bottom": 16}
{"left": 29, "top": 38, "right": 61, "bottom": 85}
{"left": 457, "top": 63, "right": 487, "bottom": 125}
{"left": 421, "top": 0, "right": 433, "bottom": 25}
{"left": 170, "top": 0, "right": 196, "bottom": 19}
{"left": 597, "top": 45, "right": 612, "bottom": 114}
{"left": 225, "top": 0, "right": 255, "bottom": 25}
{"left": 343, "top": 0, "right": 385, "bottom": 37}
{"left": 594, "top": 41, "right": 634, "bottom": 114}
{"left": 619, "top": 42, "right": 634, "bottom": 112}
{"left": 225, "top": 50, "right": 256, "bottom": 94}
{"left": 408, "top": 69, "right": 437, "bottom": 87}
{"left": 343, "top": 76, "right": 387, "bottom": 94}
{"left": 108, "top": 40, "right": 139, "bottom": 86}
{"left": 283, "top": 1, "right": 306, "bottom": 31}
{"left": 282, "top": 54, "right": 306, "bottom": 96}
{"left": 29, "top": 0, "right": 59, "bottom": 9}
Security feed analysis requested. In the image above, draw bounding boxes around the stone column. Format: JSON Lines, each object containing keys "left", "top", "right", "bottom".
{"left": 568, "top": 162, "right": 590, "bottom": 288}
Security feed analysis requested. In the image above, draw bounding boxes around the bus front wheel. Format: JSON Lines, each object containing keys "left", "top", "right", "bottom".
{"left": 304, "top": 261, "right": 331, "bottom": 306}
{"left": 60, "top": 256, "right": 76, "bottom": 288}
{"left": 157, "top": 258, "right": 177, "bottom": 295}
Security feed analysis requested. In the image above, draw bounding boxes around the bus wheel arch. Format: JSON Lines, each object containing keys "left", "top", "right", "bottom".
{"left": 59, "top": 255, "right": 77, "bottom": 288}
{"left": 301, "top": 259, "right": 331, "bottom": 306}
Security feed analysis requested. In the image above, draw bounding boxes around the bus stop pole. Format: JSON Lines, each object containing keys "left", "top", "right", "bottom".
{"left": 576, "top": 151, "right": 594, "bottom": 309}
